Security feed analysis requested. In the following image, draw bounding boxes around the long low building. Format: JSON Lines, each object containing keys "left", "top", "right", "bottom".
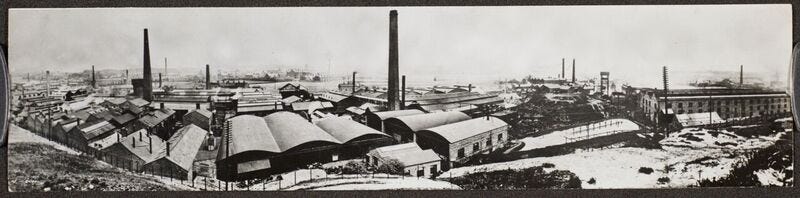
{"left": 416, "top": 116, "right": 510, "bottom": 169}
{"left": 215, "top": 112, "right": 393, "bottom": 181}
{"left": 636, "top": 88, "right": 791, "bottom": 122}
{"left": 383, "top": 111, "right": 472, "bottom": 143}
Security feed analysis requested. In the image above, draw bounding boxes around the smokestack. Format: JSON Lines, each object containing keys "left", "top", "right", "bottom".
{"left": 401, "top": 75, "right": 406, "bottom": 110}
{"left": 739, "top": 65, "right": 743, "bottom": 86}
{"left": 158, "top": 73, "right": 162, "bottom": 88}
{"left": 45, "top": 71, "right": 50, "bottom": 97}
{"left": 132, "top": 135, "right": 137, "bottom": 147}
{"left": 125, "top": 69, "right": 129, "bottom": 83}
{"left": 387, "top": 10, "right": 401, "bottom": 111}
{"left": 468, "top": 84, "right": 472, "bottom": 92}
{"left": 352, "top": 72, "right": 357, "bottom": 95}
{"left": 206, "top": 64, "right": 211, "bottom": 89}
{"left": 572, "top": 59, "right": 576, "bottom": 83}
{"left": 166, "top": 142, "right": 171, "bottom": 156}
{"left": 91, "top": 65, "right": 96, "bottom": 88}
{"left": 164, "top": 57, "right": 167, "bottom": 82}
{"left": 117, "top": 133, "right": 120, "bottom": 143}
{"left": 142, "top": 29, "right": 154, "bottom": 101}
{"left": 561, "top": 58, "right": 565, "bottom": 80}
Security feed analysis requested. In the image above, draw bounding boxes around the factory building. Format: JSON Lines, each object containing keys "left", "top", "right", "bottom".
{"left": 103, "top": 129, "right": 166, "bottom": 171}
{"left": 278, "top": 83, "right": 311, "bottom": 99}
{"left": 215, "top": 112, "right": 393, "bottom": 181}
{"left": 142, "top": 124, "right": 208, "bottom": 180}
{"left": 183, "top": 108, "right": 213, "bottom": 131}
{"left": 364, "top": 109, "right": 425, "bottom": 132}
{"left": 366, "top": 143, "right": 442, "bottom": 178}
{"left": 382, "top": 111, "right": 471, "bottom": 143}
{"left": 637, "top": 88, "right": 791, "bottom": 122}
{"left": 66, "top": 120, "right": 118, "bottom": 149}
{"left": 416, "top": 116, "right": 509, "bottom": 169}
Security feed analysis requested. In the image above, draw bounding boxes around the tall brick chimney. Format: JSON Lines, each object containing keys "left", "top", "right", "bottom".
{"left": 571, "top": 59, "right": 576, "bottom": 83}
{"left": 206, "top": 64, "right": 211, "bottom": 89}
{"left": 142, "top": 29, "right": 154, "bottom": 101}
{"left": 561, "top": 58, "right": 565, "bottom": 80}
{"left": 387, "top": 10, "right": 401, "bottom": 111}
{"left": 91, "top": 65, "right": 96, "bottom": 88}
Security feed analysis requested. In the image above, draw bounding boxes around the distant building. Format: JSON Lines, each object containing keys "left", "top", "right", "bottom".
{"left": 278, "top": 83, "right": 311, "bottom": 99}
{"left": 366, "top": 143, "right": 443, "bottom": 178}
{"left": 637, "top": 88, "right": 791, "bottom": 122}
{"left": 416, "top": 116, "right": 509, "bottom": 169}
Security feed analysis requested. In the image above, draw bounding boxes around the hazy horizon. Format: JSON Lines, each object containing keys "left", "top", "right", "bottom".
{"left": 8, "top": 5, "right": 792, "bottom": 88}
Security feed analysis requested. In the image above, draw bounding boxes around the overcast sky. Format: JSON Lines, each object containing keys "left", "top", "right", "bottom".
{"left": 8, "top": 5, "right": 792, "bottom": 86}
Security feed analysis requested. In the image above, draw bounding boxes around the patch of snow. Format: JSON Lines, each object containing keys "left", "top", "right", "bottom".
{"left": 518, "top": 119, "right": 640, "bottom": 151}
{"left": 754, "top": 168, "right": 790, "bottom": 186}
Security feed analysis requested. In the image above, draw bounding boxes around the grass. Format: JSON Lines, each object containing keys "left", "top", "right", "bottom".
{"left": 442, "top": 166, "right": 581, "bottom": 190}
{"left": 7, "top": 142, "right": 189, "bottom": 192}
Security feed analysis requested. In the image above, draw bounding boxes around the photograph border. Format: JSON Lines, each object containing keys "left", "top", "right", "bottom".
{"left": 0, "top": 0, "right": 797, "bottom": 197}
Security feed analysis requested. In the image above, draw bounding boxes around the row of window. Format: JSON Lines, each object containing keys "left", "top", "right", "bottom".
{"left": 456, "top": 133, "right": 503, "bottom": 159}
{"left": 667, "top": 99, "right": 788, "bottom": 108}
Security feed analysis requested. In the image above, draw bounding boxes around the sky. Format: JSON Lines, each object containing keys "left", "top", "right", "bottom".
{"left": 8, "top": 5, "right": 793, "bottom": 87}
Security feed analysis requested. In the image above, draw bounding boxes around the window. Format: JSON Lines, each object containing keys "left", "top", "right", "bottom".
{"left": 457, "top": 148, "right": 465, "bottom": 158}
{"left": 417, "top": 169, "right": 425, "bottom": 177}
{"left": 498, "top": 134, "right": 503, "bottom": 142}
{"left": 698, "top": 102, "right": 703, "bottom": 107}
{"left": 678, "top": 103, "right": 683, "bottom": 108}
{"left": 487, "top": 138, "right": 493, "bottom": 147}
{"left": 688, "top": 102, "right": 693, "bottom": 107}
{"left": 473, "top": 142, "right": 480, "bottom": 152}
{"left": 430, "top": 165, "right": 438, "bottom": 177}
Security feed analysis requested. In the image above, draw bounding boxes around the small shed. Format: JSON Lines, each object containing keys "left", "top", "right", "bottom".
{"left": 143, "top": 124, "right": 208, "bottom": 180}
{"left": 183, "top": 109, "right": 213, "bottom": 130}
{"left": 366, "top": 143, "right": 442, "bottom": 178}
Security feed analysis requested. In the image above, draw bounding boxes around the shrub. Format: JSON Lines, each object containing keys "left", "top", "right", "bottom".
{"left": 638, "top": 167, "right": 654, "bottom": 174}
{"left": 340, "top": 161, "right": 368, "bottom": 174}
{"left": 541, "top": 163, "right": 555, "bottom": 168}
{"left": 375, "top": 158, "right": 405, "bottom": 175}
{"left": 587, "top": 178, "right": 596, "bottom": 184}
{"left": 657, "top": 177, "right": 671, "bottom": 184}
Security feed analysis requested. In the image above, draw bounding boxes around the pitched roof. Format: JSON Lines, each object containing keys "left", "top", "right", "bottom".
{"left": 318, "top": 92, "right": 349, "bottom": 103}
{"left": 111, "top": 113, "right": 137, "bottom": 125}
{"left": 371, "top": 143, "right": 441, "bottom": 166}
{"left": 89, "top": 130, "right": 120, "bottom": 150}
{"left": 137, "top": 109, "right": 176, "bottom": 128}
{"left": 76, "top": 120, "right": 117, "bottom": 141}
{"left": 118, "top": 129, "right": 166, "bottom": 163}
{"left": 315, "top": 118, "right": 390, "bottom": 143}
{"left": 155, "top": 124, "right": 208, "bottom": 171}
{"left": 127, "top": 98, "right": 151, "bottom": 107}
{"left": 185, "top": 109, "right": 213, "bottom": 120}
{"left": 419, "top": 117, "right": 508, "bottom": 143}
{"left": 291, "top": 101, "right": 333, "bottom": 111}
{"left": 369, "top": 109, "right": 425, "bottom": 120}
{"left": 103, "top": 98, "right": 127, "bottom": 105}
{"left": 386, "top": 111, "right": 471, "bottom": 132}
{"left": 675, "top": 112, "right": 725, "bottom": 127}
{"left": 220, "top": 115, "right": 281, "bottom": 158}
{"left": 281, "top": 95, "right": 302, "bottom": 104}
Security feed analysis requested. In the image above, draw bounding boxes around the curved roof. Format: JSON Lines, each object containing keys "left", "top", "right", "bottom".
{"left": 370, "top": 109, "right": 424, "bottom": 120}
{"left": 263, "top": 112, "right": 341, "bottom": 151}
{"left": 419, "top": 117, "right": 508, "bottom": 143}
{"left": 386, "top": 111, "right": 471, "bottom": 132}
{"left": 220, "top": 115, "right": 281, "bottom": 160}
{"left": 315, "top": 118, "right": 390, "bottom": 143}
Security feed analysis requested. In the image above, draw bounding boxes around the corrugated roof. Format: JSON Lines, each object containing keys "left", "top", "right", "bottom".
{"left": 371, "top": 143, "right": 440, "bottom": 166}
{"left": 263, "top": 112, "right": 341, "bottom": 151}
{"left": 370, "top": 109, "right": 425, "bottom": 120}
{"left": 292, "top": 101, "right": 333, "bottom": 111}
{"left": 419, "top": 117, "right": 508, "bottom": 143}
{"left": 315, "top": 118, "right": 390, "bottom": 143}
{"left": 318, "top": 93, "right": 349, "bottom": 103}
{"left": 387, "top": 111, "right": 471, "bottom": 132}
{"left": 77, "top": 121, "right": 117, "bottom": 141}
{"left": 220, "top": 115, "right": 281, "bottom": 160}
{"left": 155, "top": 124, "right": 208, "bottom": 171}
{"left": 281, "top": 95, "right": 302, "bottom": 104}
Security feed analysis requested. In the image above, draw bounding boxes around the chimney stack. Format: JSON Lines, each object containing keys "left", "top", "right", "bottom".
{"left": 132, "top": 135, "right": 137, "bottom": 147}
{"left": 166, "top": 142, "right": 171, "bottom": 156}
{"left": 142, "top": 28, "right": 154, "bottom": 101}
{"left": 387, "top": 10, "right": 401, "bottom": 111}
{"left": 164, "top": 57, "right": 167, "bottom": 82}
{"left": 401, "top": 75, "right": 406, "bottom": 110}
{"left": 352, "top": 72, "right": 357, "bottom": 95}
{"left": 468, "top": 84, "right": 472, "bottom": 92}
{"left": 125, "top": 69, "right": 129, "bottom": 83}
{"left": 196, "top": 103, "right": 201, "bottom": 110}
{"left": 148, "top": 136, "right": 152, "bottom": 153}
{"left": 206, "top": 64, "right": 211, "bottom": 89}
{"left": 571, "top": 59, "right": 576, "bottom": 83}
{"left": 45, "top": 70, "right": 50, "bottom": 97}
{"left": 91, "top": 65, "right": 97, "bottom": 88}
{"left": 561, "top": 58, "right": 565, "bottom": 80}
{"left": 739, "top": 65, "right": 743, "bottom": 86}
{"left": 117, "top": 133, "right": 120, "bottom": 143}
{"left": 158, "top": 73, "right": 162, "bottom": 88}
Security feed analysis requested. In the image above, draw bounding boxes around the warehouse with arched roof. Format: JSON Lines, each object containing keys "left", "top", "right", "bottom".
{"left": 382, "top": 111, "right": 471, "bottom": 143}
{"left": 416, "top": 116, "right": 509, "bottom": 169}
{"left": 364, "top": 109, "right": 424, "bottom": 132}
{"left": 217, "top": 112, "right": 394, "bottom": 181}
{"left": 316, "top": 118, "right": 395, "bottom": 159}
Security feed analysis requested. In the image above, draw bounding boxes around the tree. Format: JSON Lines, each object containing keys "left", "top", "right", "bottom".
{"left": 162, "top": 85, "right": 175, "bottom": 95}
{"left": 376, "top": 158, "right": 405, "bottom": 175}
